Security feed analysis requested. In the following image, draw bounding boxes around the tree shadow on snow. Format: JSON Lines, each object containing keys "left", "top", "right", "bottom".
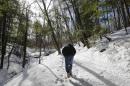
{"left": 70, "top": 77, "right": 93, "bottom": 86}
{"left": 74, "top": 62, "right": 118, "bottom": 86}
{"left": 41, "top": 64, "right": 64, "bottom": 83}
{"left": 18, "top": 68, "right": 29, "bottom": 86}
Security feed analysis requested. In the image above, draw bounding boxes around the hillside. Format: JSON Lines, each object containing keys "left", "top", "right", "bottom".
{"left": 2, "top": 28, "right": 130, "bottom": 86}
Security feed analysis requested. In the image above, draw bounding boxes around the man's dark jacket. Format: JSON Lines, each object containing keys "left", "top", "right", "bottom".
{"left": 62, "top": 44, "right": 76, "bottom": 57}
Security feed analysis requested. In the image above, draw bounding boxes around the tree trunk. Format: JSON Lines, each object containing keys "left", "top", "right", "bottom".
{"left": 22, "top": 10, "right": 29, "bottom": 68}
{"left": 119, "top": 0, "right": 128, "bottom": 34}
{"left": 7, "top": 45, "right": 15, "bottom": 69}
{"left": 116, "top": 6, "right": 122, "bottom": 30}
{"left": 123, "top": 0, "right": 130, "bottom": 26}
{"left": 0, "top": 13, "right": 7, "bottom": 69}
{"left": 69, "top": 0, "right": 90, "bottom": 48}
{"left": 41, "top": 0, "right": 61, "bottom": 54}
{"left": 58, "top": 0, "right": 73, "bottom": 44}
{"left": 111, "top": 0, "right": 118, "bottom": 30}
{"left": 0, "top": 18, "right": 2, "bottom": 56}
{"left": 39, "top": 34, "right": 42, "bottom": 64}
{"left": 64, "top": 0, "right": 77, "bottom": 30}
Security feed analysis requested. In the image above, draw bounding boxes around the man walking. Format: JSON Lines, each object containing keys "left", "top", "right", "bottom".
{"left": 62, "top": 44, "right": 76, "bottom": 78}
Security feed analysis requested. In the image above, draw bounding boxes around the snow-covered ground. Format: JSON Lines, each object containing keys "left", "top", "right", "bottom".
{"left": 2, "top": 27, "right": 130, "bottom": 86}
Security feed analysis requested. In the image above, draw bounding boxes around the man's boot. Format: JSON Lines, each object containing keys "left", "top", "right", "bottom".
{"left": 67, "top": 73, "right": 71, "bottom": 78}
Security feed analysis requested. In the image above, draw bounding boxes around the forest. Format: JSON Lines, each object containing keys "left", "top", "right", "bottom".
{"left": 0, "top": 0, "right": 130, "bottom": 86}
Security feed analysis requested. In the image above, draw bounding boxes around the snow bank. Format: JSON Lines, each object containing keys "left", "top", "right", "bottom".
{"left": 3, "top": 27, "right": 130, "bottom": 86}
{"left": 75, "top": 28, "right": 130, "bottom": 78}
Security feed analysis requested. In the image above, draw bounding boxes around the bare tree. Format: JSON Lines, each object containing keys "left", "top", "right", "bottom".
{"left": 41, "top": 0, "right": 61, "bottom": 54}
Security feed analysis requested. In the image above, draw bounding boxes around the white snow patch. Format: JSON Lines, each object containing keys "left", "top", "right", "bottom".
{"left": 3, "top": 27, "right": 130, "bottom": 86}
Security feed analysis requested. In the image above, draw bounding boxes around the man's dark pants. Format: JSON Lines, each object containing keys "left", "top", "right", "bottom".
{"left": 65, "top": 55, "right": 74, "bottom": 74}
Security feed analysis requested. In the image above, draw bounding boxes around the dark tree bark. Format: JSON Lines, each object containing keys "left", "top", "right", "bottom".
{"left": 39, "top": 34, "right": 42, "bottom": 64}
{"left": 0, "top": 13, "right": 7, "bottom": 69}
{"left": 58, "top": 0, "right": 73, "bottom": 44}
{"left": 116, "top": 6, "right": 122, "bottom": 30}
{"left": 119, "top": 0, "right": 128, "bottom": 34}
{"left": 7, "top": 44, "right": 15, "bottom": 69}
{"left": 64, "top": 0, "right": 77, "bottom": 30}
{"left": 69, "top": 0, "right": 90, "bottom": 48}
{"left": 22, "top": 10, "right": 29, "bottom": 68}
{"left": 122, "top": 0, "right": 130, "bottom": 25}
{"left": 0, "top": 17, "right": 2, "bottom": 55}
{"left": 41, "top": 0, "right": 61, "bottom": 54}
{"left": 110, "top": 0, "right": 118, "bottom": 30}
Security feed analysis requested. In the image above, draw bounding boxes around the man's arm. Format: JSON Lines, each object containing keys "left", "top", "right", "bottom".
{"left": 72, "top": 47, "right": 76, "bottom": 55}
